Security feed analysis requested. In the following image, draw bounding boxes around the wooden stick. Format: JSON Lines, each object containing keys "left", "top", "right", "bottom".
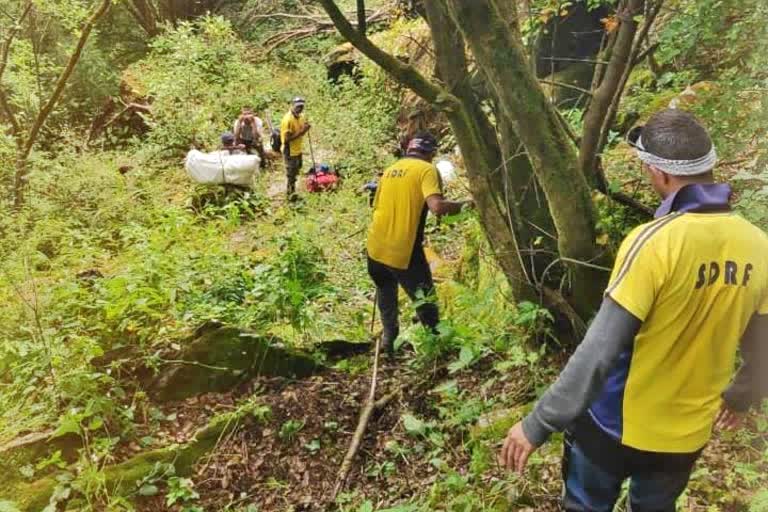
{"left": 331, "top": 334, "right": 381, "bottom": 500}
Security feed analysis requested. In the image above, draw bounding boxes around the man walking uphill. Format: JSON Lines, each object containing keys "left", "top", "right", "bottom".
{"left": 499, "top": 109, "right": 768, "bottom": 512}
{"left": 280, "top": 97, "right": 310, "bottom": 200}
{"left": 367, "top": 132, "right": 470, "bottom": 358}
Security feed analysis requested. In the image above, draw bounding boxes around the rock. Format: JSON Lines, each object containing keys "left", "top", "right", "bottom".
{"left": 323, "top": 42, "right": 362, "bottom": 83}
{"left": 151, "top": 326, "right": 320, "bottom": 402}
{"left": 0, "top": 430, "right": 82, "bottom": 508}
{"left": 469, "top": 404, "right": 533, "bottom": 442}
{"left": 5, "top": 408, "right": 252, "bottom": 511}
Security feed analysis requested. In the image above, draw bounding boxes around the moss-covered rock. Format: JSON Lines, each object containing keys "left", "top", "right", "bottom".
{"left": 0, "top": 430, "right": 82, "bottom": 507}
{"left": 6, "top": 407, "right": 252, "bottom": 511}
{"left": 151, "top": 326, "right": 320, "bottom": 402}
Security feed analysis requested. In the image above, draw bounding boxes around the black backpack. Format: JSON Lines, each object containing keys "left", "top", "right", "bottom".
{"left": 270, "top": 129, "right": 282, "bottom": 153}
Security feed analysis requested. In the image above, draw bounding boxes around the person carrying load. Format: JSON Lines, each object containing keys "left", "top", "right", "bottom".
{"left": 219, "top": 132, "right": 245, "bottom": 155}
{"left": 280, "top": 97, "right": 311, "bottom": 200}
{"left": 233, "top": 106, "right": 266, "bottom": 163}
{"left": 499, "top": 109, "right": 768, "bottom": 512}
{"left": 366, "top": 132, "right": 472, "bottom": 358}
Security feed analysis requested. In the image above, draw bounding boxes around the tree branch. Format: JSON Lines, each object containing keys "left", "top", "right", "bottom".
{"left": 0, "top": 90, "right": 19, "bottom": 137}
{"left": 595, "top": 0, "right": 663, "bottom": 163}
{"left": 317, "top": 0, "right": 450, "bottom": 106}
{"left": 14, "top": 0, "right": 112, "bottom": 207}
{"left": 579, "top": 0, "right": 644, "bottom": 182}
{"left": 20, "top": 0, "right": 111, "bottom": 161}
{"left": 356, "top": 0, "right": 366, "bottom": 35}
{"left": 0, "top": 2, "right": 32, "bottom": 83}
{"left": 0, "top": 2, "right": 32, "bottom": 139}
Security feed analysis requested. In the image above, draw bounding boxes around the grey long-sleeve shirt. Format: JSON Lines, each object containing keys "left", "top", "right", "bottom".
{"left": 521, "top": 297, "right": 768, "bottom": 448}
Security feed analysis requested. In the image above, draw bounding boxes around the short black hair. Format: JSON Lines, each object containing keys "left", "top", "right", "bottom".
{"left": 642, "top": 109, "right": 712, "bottom": 160}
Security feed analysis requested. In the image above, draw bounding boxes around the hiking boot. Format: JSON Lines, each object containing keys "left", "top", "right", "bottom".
{"left": 380, "top": 336, "right": 396, "bottom": 360}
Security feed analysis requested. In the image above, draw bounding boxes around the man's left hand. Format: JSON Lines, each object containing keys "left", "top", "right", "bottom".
{"left": 715, "top": 404, "right": 746, "bottom": 432}
{"left": 498, "top": 421, "right": 537, "bottom": 474}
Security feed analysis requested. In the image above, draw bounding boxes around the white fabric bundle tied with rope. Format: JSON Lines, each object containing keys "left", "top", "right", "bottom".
{"left": 635, "top": 136, "right": 717, "bottom": 176}
{"left": 184, "top": 149, "right": 260, "bottom": 187}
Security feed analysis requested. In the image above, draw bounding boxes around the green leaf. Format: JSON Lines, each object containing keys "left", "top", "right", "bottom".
{"left": 87, "top": 417, "right": 104, "bottom": 430}
{"left": 53, "top": 416, "right": 82, "bottom": 438}
{"left": 138, "top": 484, "right": 159, "bottom": 496}
{"left": 304, "top": 439, "right": 321, "bottom": 453}
{"left": 402, "top": 413, "right": 426, "bottom": 436}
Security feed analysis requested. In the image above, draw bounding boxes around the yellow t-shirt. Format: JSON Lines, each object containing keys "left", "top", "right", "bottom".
{"left": 603, "top": 212, "right": 768, "bottom": 452}
{"left": 280, "top": 111, "right": 306, "bottom": 157}
{"left": 366, "top": 158, "right": 442, "bottom": 269}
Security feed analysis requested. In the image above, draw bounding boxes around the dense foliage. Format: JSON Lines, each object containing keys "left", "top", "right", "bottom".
{"left": 0, "top": 1, "right": 766, "bottom": 511}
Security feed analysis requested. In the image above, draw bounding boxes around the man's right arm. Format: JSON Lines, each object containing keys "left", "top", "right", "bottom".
{"left": 425, "top": 194, "right": 466, "bottom": 216}
{"left": 722, "top": 313, "right": 768, "bottom": 412}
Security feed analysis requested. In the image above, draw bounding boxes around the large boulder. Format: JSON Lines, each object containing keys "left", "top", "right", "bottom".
{"left": 150, "top": 326, "right": 320, "bottom": 402}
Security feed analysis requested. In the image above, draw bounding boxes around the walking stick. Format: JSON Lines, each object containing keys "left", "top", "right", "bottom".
{"left": 307, "top": 125, "right": 318, "bottom": 172}
{"left": 370, "top": 290, "right": 378, "bottom": 335}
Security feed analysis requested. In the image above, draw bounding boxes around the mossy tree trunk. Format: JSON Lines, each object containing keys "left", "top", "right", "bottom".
{"left": 318, "top": 0, "right": 662, "bottom": 327}
{"left": 442, "top": 0, "right": 606, "bottom": 317}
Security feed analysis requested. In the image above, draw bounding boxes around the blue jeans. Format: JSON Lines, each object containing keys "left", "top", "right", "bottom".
{"left": 563, "top": 439, "right": 695, "bottom": 512}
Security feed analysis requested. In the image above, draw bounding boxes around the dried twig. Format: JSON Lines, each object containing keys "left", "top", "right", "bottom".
{"left": 261, "top": 9, "right": 389, "bottom": 54}
{"left": 331, "top": 335, "right": 382, "bottom": 500}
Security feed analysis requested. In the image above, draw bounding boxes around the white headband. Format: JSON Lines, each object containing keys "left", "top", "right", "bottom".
{"left": 635, "top": 135, "right": 717, "bottom": 176}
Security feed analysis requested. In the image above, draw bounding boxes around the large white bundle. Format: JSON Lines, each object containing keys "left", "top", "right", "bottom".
{"left": 184, "top": 149, "right": 260, "bottom": 187}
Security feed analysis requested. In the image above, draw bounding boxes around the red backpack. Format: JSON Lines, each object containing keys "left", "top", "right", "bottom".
{"left": 306, "top": 164, "right": 340, "bottom": 192}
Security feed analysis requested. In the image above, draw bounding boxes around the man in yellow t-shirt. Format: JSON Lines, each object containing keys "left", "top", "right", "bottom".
{"left": 499, "top": 109, "right": 768, "bottom": 511}
{"left": 367, "top": 132, "right": 470, "bottom": 357}
{"left": 280, "top": 97, "right": 310, "bottom": 199}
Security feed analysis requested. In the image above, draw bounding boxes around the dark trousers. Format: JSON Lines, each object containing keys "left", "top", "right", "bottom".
{"left": 563, "top": 415, "right": 700, "bottom": 512}
{"left": 241, "top": 140, "right": 266, "bottom": 164}
{"left": 367, "top": 249, "right": 439, "bottom": 343}
{"left": 284, "top": 155, "right": 302, "bottom": 196}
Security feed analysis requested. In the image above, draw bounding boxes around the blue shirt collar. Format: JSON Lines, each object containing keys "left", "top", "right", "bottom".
{"left": 654, "top": 183, "right": 732, "bottom": 218}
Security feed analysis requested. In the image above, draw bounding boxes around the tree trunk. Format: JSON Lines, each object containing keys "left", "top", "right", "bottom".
{"left": 443, "top": 0, "right": 605, "bottom": 315}
{"left": 13, "top": 0, "right": 112, "bottom": 208}
{"left": 423, "top": 0, "right": 538, "bottom": 302}
{"left": 579, "top": 0, "right": 644, "bottom": 183}
{"left": 125, "top": 0, "right": 160, "bottom": 37}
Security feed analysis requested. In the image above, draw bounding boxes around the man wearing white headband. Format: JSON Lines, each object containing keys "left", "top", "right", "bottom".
{"left": 499, "top": 109, "right": 768, "bottom": 511}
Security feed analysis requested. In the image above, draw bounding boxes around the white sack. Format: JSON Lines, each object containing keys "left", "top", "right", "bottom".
{"left": 436, "top": 159, "right": 457, "bottom": 183}
{"left": 184, "top": 149, "right": 260, "bottom": 187}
